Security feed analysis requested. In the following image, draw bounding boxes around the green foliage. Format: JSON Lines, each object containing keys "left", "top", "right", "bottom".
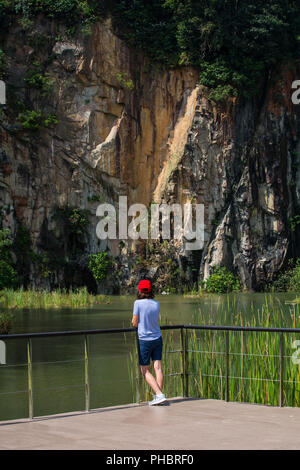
{"left": 53, "top": 206, "right": 90, "bottom": 254}
{"left": 0, "top": 1, "right": 103, "bottom": 39}
{"left": 0, "top": 49, "right": 6, "bottom": 78}
{"left": 24, "top": 61, "right": 55, "bottom": 96}
{"left": 18, "top": 109, "right": 43, "bottom": 129}
{"left": 17, "top": 108, "right": 58, "bottom": 130}
{"left": 39, "top": 253, "right": 52, "bottom": 278}
{"left": 18, "top": 15, "right": 33, "bottom": 29}
{"left": 0, "top": 260, "right": 17, "bottom": 289}
{"left": 13, "top": 0, "right": 102, "bottom": 29}
{"left": 0, "top": 0, "right": 14, "bottom": 27}
{"left": 76, "top": 1, "right": 93, "bottom": 16}
{"left": 109, "top": 0, "right": 178, "bottom": 65}
{"left": 43, "top": 113, "right": 58, "bottom": 127}
{"left": 80, "top": 23, "right": 92, "bottom": 36}
{"left": 2, "top": 1, "right": 299, "bottom": 99}
{"left": 204, "top": 266, "right": 241, "bottom": 293}
{"left": 198, "top": 60, "right": 243, "bottom": 101}
{"left": 271, "top": 259, "right": 300, "bottom": 292}
{"left": 0, "top": 229, "right": 17, "bottom": 289}
{"left": 88, "top": 252, "right": 112, "bottom": 282}
{"left": 0, "top": 312, "right": 13, "bottom": 334}
{"left": 108, "top": 0, "right": 300, "bottom": 99}
{"left": 116, "top": 72, "right": 134, "bottom": 91}
{"left": 288, "top": 215, "right": 300, "bottom": 232}
{"left": 0, "top": 287, "right": 109, "bottom": 309}
{"left": 164, "top": 286, "right": 176, "bottom": 294}
{"left": 15, "top": 0, "right": 77, "bottom": 18}
{"left": 87, "top": 194, "right": 103, "bottom": 202}
{"left": 53, "top": 206, "right": 90, "bottom": 234}
{"left": 0, "top": 228, "right": 13, "bottom": 258}
{"left": 67, "top": 208, "right": 90, "bottom": 235}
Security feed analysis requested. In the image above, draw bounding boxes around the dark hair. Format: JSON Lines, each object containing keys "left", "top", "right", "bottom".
{"left": 136, "top": 290, "right": 154, "bottom": 299}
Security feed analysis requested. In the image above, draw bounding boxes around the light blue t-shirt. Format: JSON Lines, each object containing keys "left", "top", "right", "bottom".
{"left": 133, "top": 299, "right": 161, "bottom": 341}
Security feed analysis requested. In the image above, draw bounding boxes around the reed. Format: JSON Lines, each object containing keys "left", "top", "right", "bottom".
{"left": 128, "top": 295, "right": 300, "bottom": 407}
{"left": 0, "top": 287, "right": 110, "bottom": 309}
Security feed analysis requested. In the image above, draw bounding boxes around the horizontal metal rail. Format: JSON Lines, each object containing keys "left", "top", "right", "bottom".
{"left": 0, "top": 324, "right": 184, "bottom": 340}
{"left": 184, "top": 324, "right": 300, "bottom": 333}
{"left": 1, "top": 323, "right": 300, "bottom": 420}
{"left": 1, "top": 323, "right": 300, "bottom": 341}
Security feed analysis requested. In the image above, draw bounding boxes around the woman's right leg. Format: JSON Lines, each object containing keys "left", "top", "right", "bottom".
{"left": 140, "top": 366, "right": 162, "bottom": 395}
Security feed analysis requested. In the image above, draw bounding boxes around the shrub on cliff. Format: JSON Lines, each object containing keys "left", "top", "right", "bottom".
{"left": 17, "top": 108, "right": 58, "bottom": 130}
{"left": 88, "top": 252, "right": 112, "bottom": 282}
{"left": 24, "top": 61, "right": 55, "bottom": 96}
{"left": 52, "top": 206, "right": 90, "bottom": 255}
{"left": 204, "top": 266, "right": 241, "bottom": 294}
{"left": 271, "top": 259, "right": 300, "bottom": 292}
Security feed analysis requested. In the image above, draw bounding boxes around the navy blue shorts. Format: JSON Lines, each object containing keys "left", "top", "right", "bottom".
{"left": 138, "top": 336, "right": 163, "bottom": 366}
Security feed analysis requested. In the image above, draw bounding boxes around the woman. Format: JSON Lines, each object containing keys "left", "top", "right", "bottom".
{"left": 131, "top": 279, "right": 167, "bottom": 406}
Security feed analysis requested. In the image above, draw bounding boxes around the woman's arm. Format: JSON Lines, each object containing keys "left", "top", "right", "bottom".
{"left": 132, "top": 300, "right": 139, "bottom": 328}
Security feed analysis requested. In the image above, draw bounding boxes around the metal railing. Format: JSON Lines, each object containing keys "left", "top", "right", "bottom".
{"left": 1, "top": 324, "right": 300, "bottom": 420}
{"left": 184, "top": 325, "right": 300, "bottom": 406}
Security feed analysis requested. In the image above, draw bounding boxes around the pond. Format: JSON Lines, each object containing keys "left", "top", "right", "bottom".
{"left": 0, "top": 292, "right": 299, "bottom": 420}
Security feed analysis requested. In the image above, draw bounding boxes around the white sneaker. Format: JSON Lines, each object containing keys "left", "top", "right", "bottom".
{"left": 149, "top": 394, "right": 167, "bottom": 406}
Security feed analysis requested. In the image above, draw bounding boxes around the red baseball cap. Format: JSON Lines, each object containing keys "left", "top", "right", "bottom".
{"left": 138, "top": 280, "right": 152, "bottom": 292}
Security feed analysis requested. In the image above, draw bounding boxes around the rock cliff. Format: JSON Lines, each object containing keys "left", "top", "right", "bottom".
{"left": 0, "top": 18, "right": 299, "bottom": 292}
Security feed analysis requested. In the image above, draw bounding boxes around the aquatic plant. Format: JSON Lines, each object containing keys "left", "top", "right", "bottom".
{"left": 0, "top": 287, "right": 110, "bottom": 309}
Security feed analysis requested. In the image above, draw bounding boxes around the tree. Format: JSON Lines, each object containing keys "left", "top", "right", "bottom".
{"left": 0, "top": 229, "right": 17, "bottom": 289}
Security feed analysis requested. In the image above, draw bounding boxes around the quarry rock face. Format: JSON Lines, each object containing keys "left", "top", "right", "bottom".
{"left": 161, "top": 76, "right": 300, "bottom": 290}
{"left": 0, "top": 19, "right": 299, "bottom": 291}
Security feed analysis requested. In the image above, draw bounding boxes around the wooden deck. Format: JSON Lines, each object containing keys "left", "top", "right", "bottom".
{"left": 1, "top": 398, "right": 300, "bottom": 450}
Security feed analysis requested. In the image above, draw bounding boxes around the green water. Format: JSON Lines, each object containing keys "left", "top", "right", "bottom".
{"left": 0, "top": 292, "right": 298, "bottom": 420}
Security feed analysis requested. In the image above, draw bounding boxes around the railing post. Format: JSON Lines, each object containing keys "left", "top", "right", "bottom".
{"left": 135, "top": 331, "right": 141, "bottom": 404}
{"left": 225, "top": 330, "right": 229, "bottom": 402}
{"left": 280, "top": 332, "right": 284, "bottom": 407}
{"left": 180, "top": 328, "right": 185, "bottom": 397}
{"left": 27, "top": 338, "right": 33, "bottom": 419}
{"left": 185, "top": 329, "right": 189, "bottom": 397}
{"left": 181, "top": 328, "right": 188, "bottom": 397}
{"left": 84, "top": 334, "right": 90, "bottom": 412}
{"left": 240, "top": 330, "right": 244, "bottom": 402}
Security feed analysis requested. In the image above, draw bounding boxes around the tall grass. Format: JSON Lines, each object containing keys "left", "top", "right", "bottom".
{"left": 0, "top": 287, "right": 110, "bottom": 309}
{"left": 129, "top": 295, "right": 300, "bottom": 407}
{"left": 0, "top": 312, "right": 13, "bottom": 334}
